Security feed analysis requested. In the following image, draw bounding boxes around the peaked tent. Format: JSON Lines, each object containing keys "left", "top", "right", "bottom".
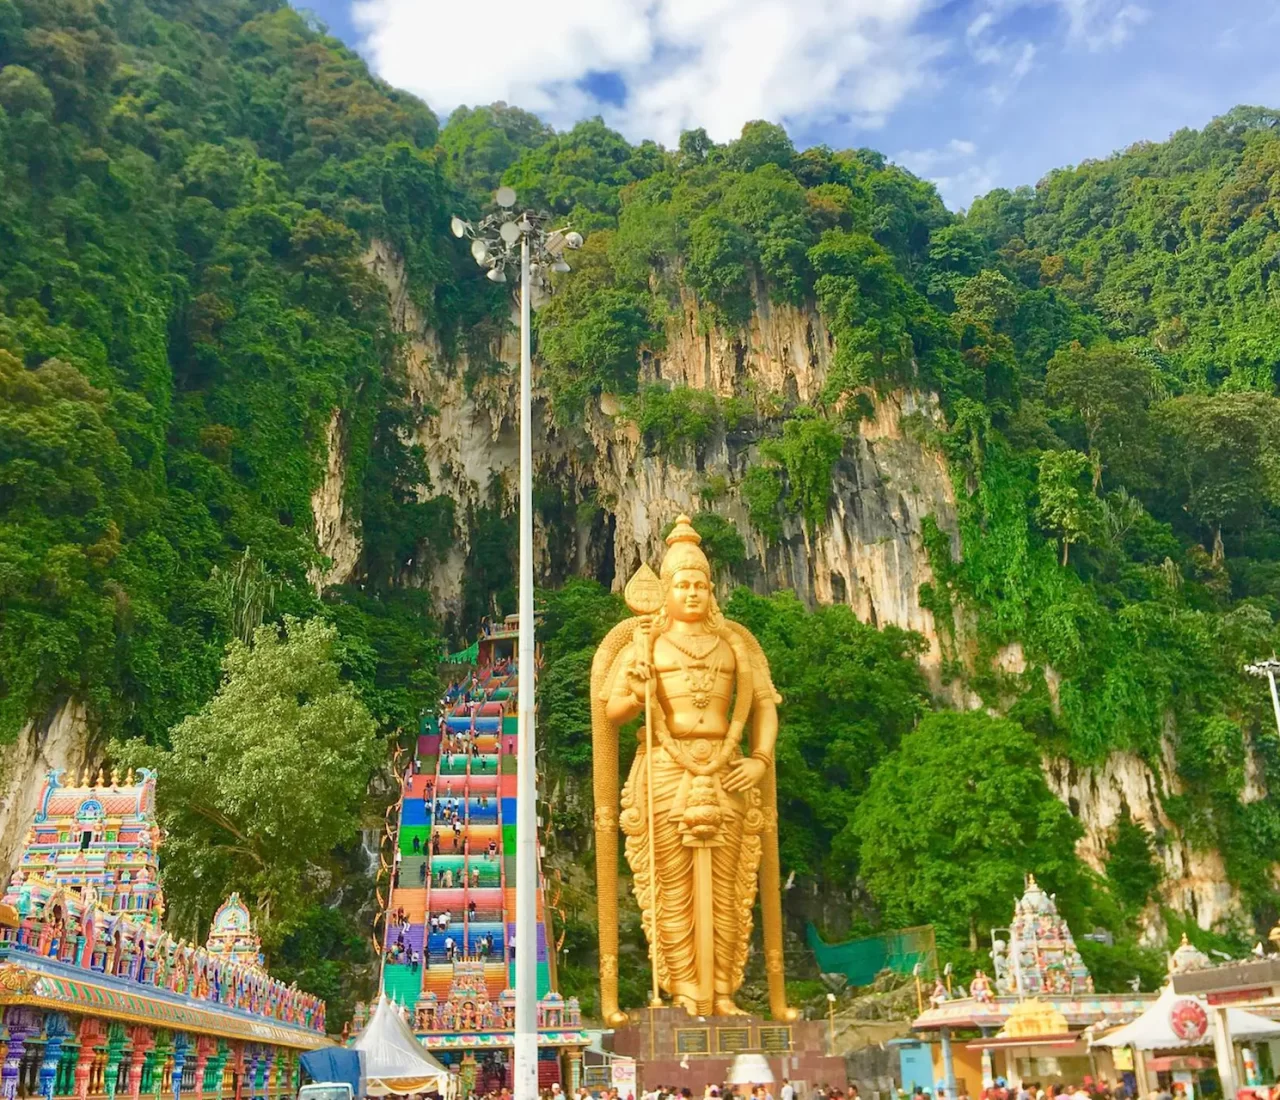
{"left": 353, "top": 995, "right": 452, "bottom": 1095}
{"left": 1092, "top": 985, "right": 1280, "bottom": 1050}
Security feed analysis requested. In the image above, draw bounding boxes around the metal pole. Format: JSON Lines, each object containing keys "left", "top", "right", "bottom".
{"left": 513, "top": 231, "right": 538, "bottom": 1100}
{"left": 1267, "top": 670, "right": 1280, "bottom": 737}
{"left": 1245, "top": 660, "right": 1280, "bottom": 738}
{"left": 939, "top": 1026, "right": 958, "bottom": 1100}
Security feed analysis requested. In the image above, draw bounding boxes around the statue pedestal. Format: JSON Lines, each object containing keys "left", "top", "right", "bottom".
{"left": 607, "top": 1006, "right": 847, "bottom": 1093}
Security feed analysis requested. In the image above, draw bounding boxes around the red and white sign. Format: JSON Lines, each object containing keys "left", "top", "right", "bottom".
{"left": 1206, "top": 988, "right": 1271, "bottom": 1006}
{"left": 1169, "top": 998, "right": 1209, "bottom": 1042}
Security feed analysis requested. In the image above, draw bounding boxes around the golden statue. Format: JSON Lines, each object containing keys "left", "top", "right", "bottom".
{"left": 590, "top": 515, "right": 796, "bottom": 1024}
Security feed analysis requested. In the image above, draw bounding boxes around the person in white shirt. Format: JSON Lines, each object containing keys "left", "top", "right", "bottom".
{"left": 782, "top": 1082, "right": 795, "bottom": 1100}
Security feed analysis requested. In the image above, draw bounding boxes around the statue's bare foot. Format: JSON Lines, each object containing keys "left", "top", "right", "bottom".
{"left": 674, "top": 994, "right": 699, "bottom": 1016}
{"left": 715, "top": 998, "right": 749, "bottom": 1016}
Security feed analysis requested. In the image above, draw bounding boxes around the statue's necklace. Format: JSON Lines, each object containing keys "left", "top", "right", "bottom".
{"left": 665, "top": 633, "right": 721, "bottom": 709}
{"left": 664, "top": 631, "right": 720, "bottom": 662}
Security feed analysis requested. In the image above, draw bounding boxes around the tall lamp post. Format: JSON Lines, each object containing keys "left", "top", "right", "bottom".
{"left": 450, "top": 188, "right": 582, "bottom": 1100}
{"left": 1245, "top": 658, "right": 1280, "bottom": 737}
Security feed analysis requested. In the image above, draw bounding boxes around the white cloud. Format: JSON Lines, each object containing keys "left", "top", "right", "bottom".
{"left": 350, "top": 0, "right": 947, "bottom": 144}
{"left": 1054, "top": 0, "right": 1149, "bottom": 50}
{"left": 961, "top": 0, "right": 1146, "bottom": 106}
{"left": 971, "top": 0, "right": 1150, "bottom": 54}
{"left": 895, "top": 138, "right": 998, "bottom": 210}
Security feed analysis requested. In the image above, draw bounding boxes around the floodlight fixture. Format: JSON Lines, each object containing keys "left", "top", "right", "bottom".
{"left": 471, "top": 239, "right": 489, "bottom": 264}
{"left": 495, "top": 186, "right": 517, "bottom": 208}
{"left": 500, "top": 221, "right": 521, "bottom": 245}
{"left": 450, "top": 216, "right": 468, "bottom": 238}
{"left": 486, "top": 266, "right": 506, "bottom": 283}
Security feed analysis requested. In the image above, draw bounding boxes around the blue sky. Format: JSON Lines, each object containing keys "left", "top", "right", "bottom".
{"left": 294, "top": 0, "right": 1280, "bottom": 209}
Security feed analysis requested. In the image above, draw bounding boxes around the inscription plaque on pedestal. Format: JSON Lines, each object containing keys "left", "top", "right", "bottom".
{"left": 759, "top": 1026, "right": 793, "bottom": 1053}
{"left": 717, "top": 1027, "right": 751, "bottom": 1054}
{"left": 675, "top": 1029, "right": 710, "bottom": 1056}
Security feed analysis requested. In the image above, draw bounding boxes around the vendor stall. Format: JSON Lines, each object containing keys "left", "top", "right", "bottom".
{"left": 354, "top": 995, "right": 452, "bottom": 1096}
{"left": 1092, "top": 985, "right": 1280, "bottom": 1098}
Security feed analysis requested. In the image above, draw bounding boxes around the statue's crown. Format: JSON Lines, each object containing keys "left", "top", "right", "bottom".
{"left": 660, "top": 514, "right": 711, "bottom": 580}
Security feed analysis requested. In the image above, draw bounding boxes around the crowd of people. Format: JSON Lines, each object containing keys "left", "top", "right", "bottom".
{"left": 442, "top": 1082, "right": 831, "bottom": 1100}
{"left": 928, "top": 1079, "right": 1143, "bottom": 1100}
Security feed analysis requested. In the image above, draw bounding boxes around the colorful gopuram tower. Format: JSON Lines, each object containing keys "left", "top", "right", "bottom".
{"left": 991, "top": 874, "right": 1094, "bottom": 996}
{"left": 206, "top": 893, "right": 265, "bottom": 972}
{"left": 18, "top": 766, "right": 164, "bottom": 917}
{"left": 0, "top": 767, "right": 327, "bottom": 1100}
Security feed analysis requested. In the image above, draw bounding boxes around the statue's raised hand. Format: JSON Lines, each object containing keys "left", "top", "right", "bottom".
{"left": 627, "top": 618, "right": 655, "bottom": 693}
{"left": 623, "top": 658, "right": 652, "bottom": 702}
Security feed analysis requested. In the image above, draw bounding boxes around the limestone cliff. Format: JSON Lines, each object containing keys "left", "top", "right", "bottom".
{"left": 355, "top": 245, "right": 960, "bottom": 684}
{"left": 1044, "top": 749, "right": 1243, "bottom": 943}
{"left": 309, "top": 408, "right": 361, "bottom": 590}
{"left": 0, "top": 700, "right": 93, "bottom": 876}
{"left": 321, "top": 240, "right": 1257, "bottom": 936}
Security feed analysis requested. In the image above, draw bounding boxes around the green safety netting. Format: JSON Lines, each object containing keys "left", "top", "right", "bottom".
{"left": 445, "top": 641, "right": 479, "bottom": 664}
{"left": 806, "top": 923, "right": 937, "bottom": 986}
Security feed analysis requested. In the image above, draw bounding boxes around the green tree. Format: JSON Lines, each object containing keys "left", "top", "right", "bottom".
{"left": 537, "top": 579, "right": 626, "bottom": 770}
{"left": 1105, "top": 810, "right": 1162, "bottom": 912}
{"left": 439, "top": 102, "right": 551, "bottom": 196}
{"left": 1036, "top": 449, "right": 1102, "bottom": 566}
{"left": 114, "top": 617, "right": 379, "bottom": 946}
{"left": 685, "top": 212, "right": 757, "bottom": 326}
{"left": 727, "top": 120, "right": 795, "bottom": 173}
{"left": 853, "top": 711, "right": 1084, "bottom": 946}
{"left": 1045, "top": 343, "right": 1153, "bottom": 490}
{"left": 1154, "top": 392, "right": 1280, "bottom": 556}
{"left": 809, "top": 230, "right": 935, "bottom": 398}
{"left": 726, "top": 589, "right": 928, "bottom": 883}
{"left": 211, "top": 548, "right": 280, "bottom": 644}
{"left": 763, "top": 411, "right": 846, "bottom": 535}
{"left": 741, "top": 465, "right": 785, "bottom": 541}
{"left": 0, "top": 352, "right": 133, "bottom": 737}
{"left": 537, "top": 231, "right": 657, "bottom": 420}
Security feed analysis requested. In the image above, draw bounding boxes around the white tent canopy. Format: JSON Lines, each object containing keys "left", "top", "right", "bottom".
{"left": 1092, "top": 985, "right": 1280, "bottom": 1050}
{"left": 354, "top": 995, "right": 452, "bottom": 1096}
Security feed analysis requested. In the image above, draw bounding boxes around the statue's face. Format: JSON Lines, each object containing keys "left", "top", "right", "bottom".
{"left": 666, "top": 568, "right": 711, "bottom": 623}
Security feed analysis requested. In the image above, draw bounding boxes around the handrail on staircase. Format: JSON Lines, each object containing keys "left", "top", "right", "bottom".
{"left": 496, "top": 734, "right": 510, "bottom": 972}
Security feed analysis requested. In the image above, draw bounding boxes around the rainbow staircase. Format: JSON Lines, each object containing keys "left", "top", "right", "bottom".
{"left": 380, "top": 663, "right": 554, "bottom": 1017}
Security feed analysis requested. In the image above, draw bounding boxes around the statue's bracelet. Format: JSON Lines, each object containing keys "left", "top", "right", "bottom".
{"left": 750, "top": 750, "right": 772, "bottom": 766}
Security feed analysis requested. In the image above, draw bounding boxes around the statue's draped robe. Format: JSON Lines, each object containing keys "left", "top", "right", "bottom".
{"left": 602, "top": 631, "right": 774, "bottom": 1005}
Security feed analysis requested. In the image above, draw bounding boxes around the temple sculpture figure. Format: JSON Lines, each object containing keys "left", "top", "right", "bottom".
{"left": 590, "top": 515, "right": 796, "bottom": 1024}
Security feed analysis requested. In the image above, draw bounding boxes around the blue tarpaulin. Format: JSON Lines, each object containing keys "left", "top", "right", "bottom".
{"left": 299, "top": 1049, "right": 364, "bottom": 1096}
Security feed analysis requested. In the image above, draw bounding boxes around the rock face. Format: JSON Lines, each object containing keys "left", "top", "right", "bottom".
{"left": 0, "top": 699, "right": 93, "bottom": 878}
{"left": 309, "top": 408, "right": 361, "bottom": 590}
{"left": 329, "top": 240, "right": 1253, "bottom": 936}
{"left": 355, "top": 245, "right": 960, "bottom": 683}
{"left": 1044, "top": 749, "right": 1243, "bottom": 942}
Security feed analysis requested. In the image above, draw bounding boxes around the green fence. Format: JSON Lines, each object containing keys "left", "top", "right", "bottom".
{"left": 445, "top": 641, "right": 479, "bottom": 665}
{"left": 805, "top": 923, "right": 937, "bottom": 986}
